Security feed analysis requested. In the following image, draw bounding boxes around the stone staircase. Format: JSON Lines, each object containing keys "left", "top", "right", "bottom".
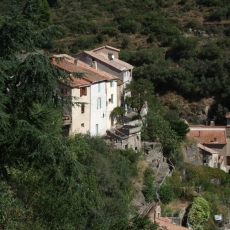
{"left": 142, "top": 142, "right": 171, "bottom": 189}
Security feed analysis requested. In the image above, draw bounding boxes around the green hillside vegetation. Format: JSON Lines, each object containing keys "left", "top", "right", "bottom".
{"left": 0, "top": 2, "right": 160, "bottom": 229}
{"left": 160, "top": 163, "right": 230, "bottom": 229}
{"left": 1, "top": 1, "right": 230, "bottom": 229}
{"left": 37, "top": 0, "right": 230, "bottom": 124}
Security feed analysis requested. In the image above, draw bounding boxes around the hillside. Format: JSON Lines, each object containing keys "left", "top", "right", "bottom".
{"left": 1, "top": 1, "right": 230, "bottom": 229}
{"left": 0, "top": 0, "right": 230, "bottom": 124}
{"left": 45, "top": 0, "right": 230, "bottom": 124}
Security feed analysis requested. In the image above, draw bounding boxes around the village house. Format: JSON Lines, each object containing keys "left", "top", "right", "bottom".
{"left": 74, "top": 45, "right": 134, "bottom": 107}
{"left": 52, "top": 54, "right": 119, "bottom": 136}
{"left": 187, "top": 114, "right": 230, "bottom": 172}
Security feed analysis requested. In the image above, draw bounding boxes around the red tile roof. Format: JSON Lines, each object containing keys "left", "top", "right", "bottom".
{"left": 187, "top": 130, "right": 226, "bottom": 144}
{"left": 77, "top": 61, "right": 119, "bottom": 81}
{"left": 83, "top": 51, "right": 134, "bottom": 71}
{"left": 92, "top": 45, "right": 120, "bottom": 52}
{"left": 150, "top": 217, "right": 188, "bottom": 230}
{"left": 52, "top": 56, "right": 118, "bottom": 87}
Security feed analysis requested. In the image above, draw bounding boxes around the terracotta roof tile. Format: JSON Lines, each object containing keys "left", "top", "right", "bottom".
{"left": 83, "top": 51, "right": 134, "bottom": 71}
{"left": 52, "top": 56, "right": 119, "bottom": 87}
{"left": 77, "top": 61, "right": 119, "bottom": 81}
{"left": 187, "top": 130, "right": 226, "bottom": 144}
{"left": 92, "top": 45, "right": 120, "bottom": 52}
{"left": 151, "top": 217, "right": 188, "bottom": 230}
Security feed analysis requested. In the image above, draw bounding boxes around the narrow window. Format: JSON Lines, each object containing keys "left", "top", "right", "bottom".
{"left": 61, "top": 88, "right": 67, "bottom": 95}
{"left": 80, "top": 87, "right": 87, "bottom": 97}
{"left": 110, "top": 81, "right": 114, "bottom": 87}
{"left": 81, "top": 123, "right": 84, "bottom": 127}
{"left": 98, "top": 83, "right": 100, "bottom": 92}
{"left": 96, "top": 124, "right": 98, "bottom": 135}
{"left": 227, "top": 156, "right": 230, "bottom": 166}
{"left": 97, "top": 97, "right": 101, "bottom": 109}
{"left": 81, "top": 104, "right": 85, "bottom": 113}
{"left": 111, "top": 94, "right": 113, "bottom": 103}
{"left": 83, "top": 87, "right": 87, "bottom": 96}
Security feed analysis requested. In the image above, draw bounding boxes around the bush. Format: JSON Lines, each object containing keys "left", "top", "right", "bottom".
{"left": 122, "top": 36, "right": 131, "bottom": 48}
{"left": 101, "top": 27, "right": 120, "bottom": 37}
{"left": 188, "top": 197, "right": 210, "bottom": 229}
{"left": 199, "top": 41, "right": 223, "bottom": 60}
{"left": 147, "top": 34, "right": 155, "bottom": 43}
{"left": 142, "top": 168, "right": 156, "bottom": 202}
{"left": 172, "top": 36, "right": 198, "bottom": 59}
{"left": 158, "top": 183, "right": 174, "bottom": 204}
{"left": 119, "top": 20, "right": 141, "bottom": 34}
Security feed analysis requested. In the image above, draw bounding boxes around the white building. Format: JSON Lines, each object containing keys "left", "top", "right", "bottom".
{"left": 74, "top": 45, "right": 134, "bottom": 107}
{"left": 52, "top": 55, "right": 119, "bottom": 136}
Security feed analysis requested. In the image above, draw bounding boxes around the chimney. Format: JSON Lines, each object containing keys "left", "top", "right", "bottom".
{"left": 108, "top": 53, "right": 114, "bottom": 60}
{"left": 74, "top": 58, "right": 78, "bottom": 66}
{"left": 210, "top": 120, "right": 215, "bottom": 126}
{"left": 92, "top": 60, "right": 97, "bottom": 69}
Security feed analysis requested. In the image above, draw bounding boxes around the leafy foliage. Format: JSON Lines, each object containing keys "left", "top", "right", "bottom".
{"left": 142, "top": 168, "right": 156, "bottom": 202}
{"left": 158, "top": 183, "right": 174, "bottom": 204}
{"left": 188, "top": 197, "right": 210, "bottom": 230}
{"left": 0, "top": 2, "right": 140, "bottom": 229}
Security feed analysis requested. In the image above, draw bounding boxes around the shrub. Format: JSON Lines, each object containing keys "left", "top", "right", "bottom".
{"left": 158, "top": 183, "right": 174, "bottom": 204}
{"left": 122, "top": 36, "right": 131, "bottom": 48}
{"left": 101, "top": 27, "right": 120, "bottom": 37}
{"left": 119, "top": 20, "right": 141, "bottom": 34}
{"left": 142, "top": 168, "right": 156, "bottom": 202}
{"left": 188, "top": 197, "right": 210, "bottom": 229}
{"left": 147, "top": 34, "right": 155, "bottom": 43}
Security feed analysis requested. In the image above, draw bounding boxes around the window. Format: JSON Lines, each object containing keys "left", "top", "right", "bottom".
{"left": 81, "top": 104, "right": 85, "bottom": 113}
{"left": 125, "top": 144, "right": 128, "bottom": 149}
{"left": 80, "top": 87, "right": 87, "bottom": 97}
{"left": 81, "top": 123, "right": 84, "bottom": 127}
{"left": 98, "top": 83, "right": 101, "bottom": 92}
{"left": 97, "top": 97, "right": 101, "bottom": 109}
{"left": 110, "top": 81, "right": 114, "bottom": 87}
{"left": 96, "top": 124, "right": 98, "bottom": 135}
{"left": 227, "top": 156, "right": 230, "bottom": 166}
{"left": 61, "top": 88, "right": 67, "bottom": 95}
{"left": 110, "top": 94, "right": 114, "bottom": 103}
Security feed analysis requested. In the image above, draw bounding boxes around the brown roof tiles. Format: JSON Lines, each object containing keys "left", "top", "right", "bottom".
{"left": 52, "top": 56, "right": 119, "bottom": 88}
{"left": 83, "top": 51, "right": 134, "bottom": 71}
{"left": 151, "top": 217, "right": 188, "bottom": 230}
{"left": 187, "top": 130, "right": 226, "bottom": 144}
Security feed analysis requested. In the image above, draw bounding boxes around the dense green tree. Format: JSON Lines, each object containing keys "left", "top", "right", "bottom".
{"left": 172, "top": 36, "right": 198, "bottom": 60}
{"left": 142, "top": 168, "right": 156, "bottom": 202}
{"left": 146, "top": 114, "right": 181, "bottom": 164}
{"left": 0, "top": 2, "right": 140, "bottom": 229}
{"left": 164, "top": 110, "right": 190, "bottom": 140}
{"left": 125, "top": 78, "right": 154, "bottom": 109}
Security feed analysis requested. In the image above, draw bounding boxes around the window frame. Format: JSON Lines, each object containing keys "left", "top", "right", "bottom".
{"left": 97, "top": 97, "right": 101, "bottom": 109}
{"left": 81, "top": 103, "right": 85, "bottom": 113}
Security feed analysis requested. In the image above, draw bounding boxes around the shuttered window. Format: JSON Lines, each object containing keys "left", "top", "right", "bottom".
{"left": 80, "top": 87, "right": 87, "bottom": 97}
{"left": 111, "top": 94, "right": 113, "bottom": 103}
{"left": 81, "top": 104, "right": 85, "bottom": 113}
{"left": 227, "top": 156, "right": 230, "bottom": 166}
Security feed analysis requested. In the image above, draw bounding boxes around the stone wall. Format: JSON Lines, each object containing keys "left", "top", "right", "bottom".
{"left": 183, "top": 143, "right": 203, "bottom": 166}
